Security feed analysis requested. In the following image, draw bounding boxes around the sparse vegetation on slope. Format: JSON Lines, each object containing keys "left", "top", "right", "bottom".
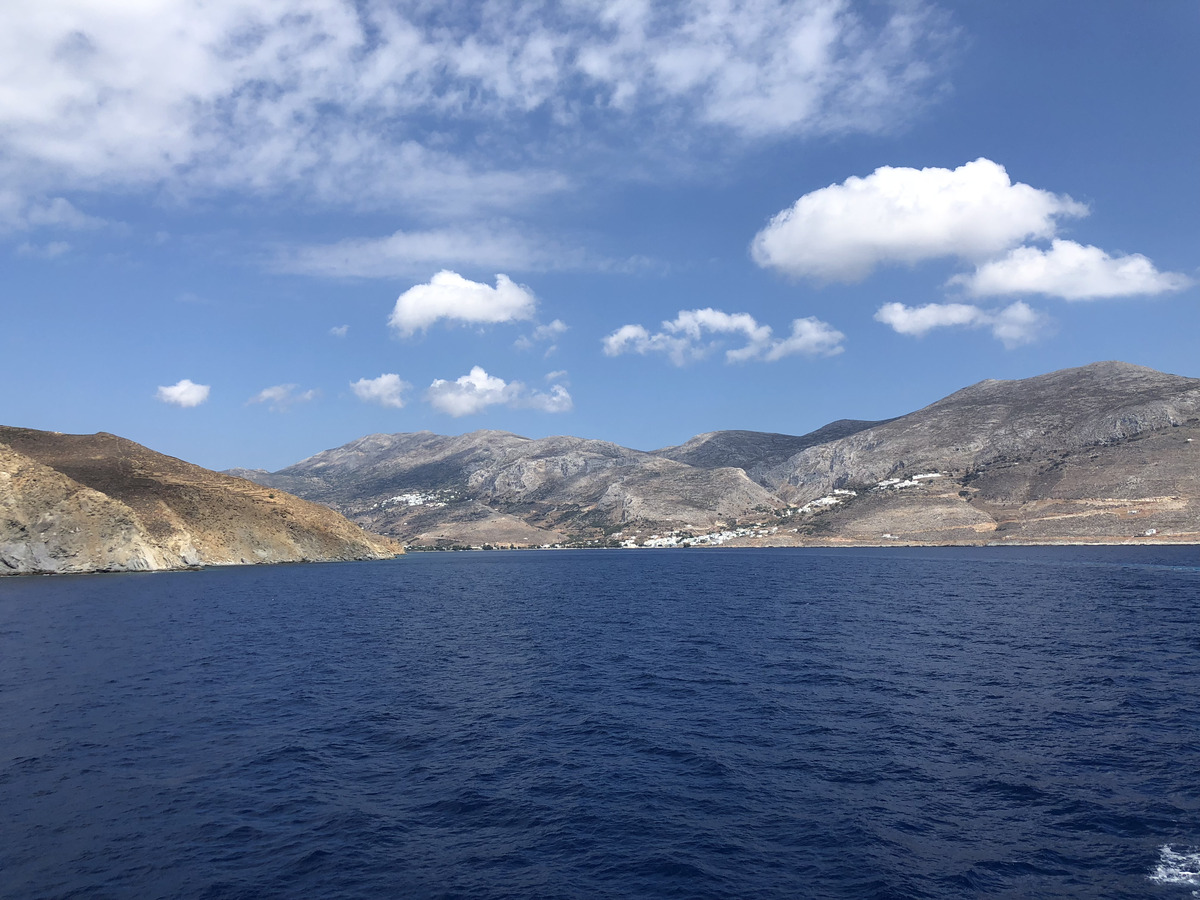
{"left": 234, "top": 362, "right": 1200, "bottom": 549}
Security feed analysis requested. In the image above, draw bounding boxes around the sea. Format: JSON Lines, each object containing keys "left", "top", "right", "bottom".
{"left": 2, "top": 546, "right": 1199, "bottom": 899}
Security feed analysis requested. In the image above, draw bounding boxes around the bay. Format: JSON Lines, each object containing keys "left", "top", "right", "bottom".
{"left": 2, "top": 547, "right": 1199, "bottom": 899}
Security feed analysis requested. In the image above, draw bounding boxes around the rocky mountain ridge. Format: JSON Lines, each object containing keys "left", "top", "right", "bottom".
{"left": 1, "top": 427, "right": 401, "bottom": 575}
{"left": 234, "top": 361, "right": 1200, "bottom": 548}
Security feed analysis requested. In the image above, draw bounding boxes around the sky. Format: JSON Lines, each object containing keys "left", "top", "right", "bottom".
{"left": 3, "top": 0, "right": 1198, "bottom": 472}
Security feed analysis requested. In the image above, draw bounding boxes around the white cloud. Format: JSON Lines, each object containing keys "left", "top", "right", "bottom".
{"left": 875, "top": 301, "right": 1048, "bottom": 348}
{"left": 248, "top": 383, "right": 317, "bottom": 410}
{"left": 515, "top": 319, "right": 568, "bottom": 353}
{"left": 758, "top": 317, "right": 848, "bottom": 360}
{"left": 15, "top": 240, "right": 70, "bottom": 259}
{"left": 570, "top": 0, "right": 950, "bottom": 138}
{"left": 874, "top": 302, "right": 988, "bottom": 335}
{"left": 329, "top": 324, "right": 349, "bottom": 337}
{"left": 156, "top": 378, "right": 210, "bottom": 407}
{"left": 0, "top": 0, "right": 950, "bottom": 212}
{"left": 0, "top": 191, "right": 107, "bottom": 233}
{"left": 751, "top": 158, "right": 1088, "bottom": 281}
{"left": 988, "top": 301, "right": 1048, "bottom": 347}
{"left": 426, "top": 366, "right": 572, "bottom": 417}
{"left": 389, "top": 270, "right": 537, "bottom": 336}
{"left": 523, "top": 384, "right": 573, "bottom": 414}
{"left": 351, "top": 373, "right": 410, "bottom": 409}
{"left": 951, "top": 239, "right": 1194, "bottom": 300}
{"left": 277, "top": 226, "right": 599, "bottom": 278}
{"left": 603, "top": 307, "right": 843, "bottom": 365}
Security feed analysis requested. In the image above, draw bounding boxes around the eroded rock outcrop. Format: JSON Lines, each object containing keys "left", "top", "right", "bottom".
{"left": 0, "top": 428, "right": 400, "bottom": 575}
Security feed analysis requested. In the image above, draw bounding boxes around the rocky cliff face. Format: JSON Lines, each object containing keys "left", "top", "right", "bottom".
{"left": 240, "top": 430, "right": 781, "bottom": 546}
{"left": 764, "top": 361, "right": 1200, "bottom": 501}
{"left": 233, "top": 361, "right": 1200, "bottom": 548}
{"left": 653, "top": 419, "right": 889, "bottom": 483}
{"left": 0, "top": 428, "right": 401, "bottom": 575}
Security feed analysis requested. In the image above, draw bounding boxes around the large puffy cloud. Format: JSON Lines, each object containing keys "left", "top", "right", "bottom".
{"left": 351, "top": 373, "right": 410, "bottom": 409}
{"left": 951, "top": 239, "right": 1193, "bottom": 300}
{"left": 603, "top": 308, "right": 844, "bottom": 365}
{"left": 0, "top": 0, "right": 950, "bottom": 212}
{"left": 389, "top": 271, "right": 537, "bottom": 336}
{"left": 751, "top": 159, "right": 1088, "bottom": 281}
{"left": 875, "top": 301, "right": 1047, "bottom": 348}
{"left": 426, "top": 366, "right": 572, "bottom": 417}
{"left": 156, "top": 378, "right": 210, "bottom": 407}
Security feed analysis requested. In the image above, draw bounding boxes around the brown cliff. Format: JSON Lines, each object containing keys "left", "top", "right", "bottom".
{"left": 0, "top": 427, "right": 401, "bottom": 575}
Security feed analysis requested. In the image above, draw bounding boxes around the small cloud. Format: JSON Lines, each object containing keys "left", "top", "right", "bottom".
{"left": 351, "top": 373, "right": 411, "bottom": 409}
{"left": 247, "top": 384, "right": 318, "bottom": 411}
{"left": 545, "top": 370, "right": 568, "bottom": 383}
{"left": 156, "top": 378, "right": 210, "bottom": 407}
{"left": 426, "top": 366, "right": 572, "bottom": 417}
{"left": 515, "top": 318, "right": 568, "bottom": 353}
{"left": 603, "top": 308, "right": 843, "bottom": 365}
{"left": 1, "top": 195, "right": 108, "bottom": 235}
{"left": 523, "top": 384, "right": 573, "bottom": 414}
{"left": 950, "top": 239, "right": 1193, "bottom": 300}
{"left": 388, "top": 270, "right": 537, "bottom": 336}
{"left": 875, "top": 301, "right": 1048, "bottom": 348}
{"left": 329, "top": 324, "right": 349, "bottom": 337}
{"left": 22, "top": 197, "right": 106, "bottom": 230}
{"left": 751, "top": 159, "right": 1087, "bottom": 282}
{"left": 16, "top": 241, "right": 70, "bottom": 259}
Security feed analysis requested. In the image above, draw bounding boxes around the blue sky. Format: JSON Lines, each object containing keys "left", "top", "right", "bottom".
{"left": 3, "top": 0, "right": 1197, "bottom": 471}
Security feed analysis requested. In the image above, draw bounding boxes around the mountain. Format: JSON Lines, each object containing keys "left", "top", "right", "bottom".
{"left": 236, "top": 430, "right": 780, "bottom": 546}
{"left": 1, "top": 427, "right": 401, "bottom": 575}
{"left": 653, "top": 419, "right": 890, "bottom": 483}
{"left": 765, "top": 361, "right": 1200, "bottom": 500}
{"left": 233, "top": 362, "right": 1200, "bottom": 548}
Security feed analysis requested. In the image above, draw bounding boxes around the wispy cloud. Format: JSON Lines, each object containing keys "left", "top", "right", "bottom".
{"left": 0, "top": 192, "right": 109, "bottom": 234}
{"left": 515, "top": 319, "right": 569, "bottom": 354}
{"left": 389, "top": 271, "right": 537, "bottom": 336}
{"left": 15, "top": 240, "right": 70, "bottom": 259}
{"left": 875, "top": 301, "right": 1048, "bottom": 348}
{"left": 0, "top": 0, "right": 952, "bottom": 213}
{"left": 426, "top": 366, "right": 572, "bottom": 417}
{"left": 247, "top": 383, "right": 318, "bottom": 411}
{"left": 275, "top": 225, "right": 603, "bottom": 278}
{"left": 603, "top": 308, "right": 844, "bottom": 365}
{"left": 329, "top": 324, "right": 349, "bottom": 337}
{"left": 156, "top": 378, "right": 210, "bottom": 407}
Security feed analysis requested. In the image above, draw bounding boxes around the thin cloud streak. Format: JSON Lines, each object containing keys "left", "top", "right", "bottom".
{"left": 875, "top": 300, "right": 1048, "bottom": 348}
{"left": 274, "top": 226, "right": 606, "bottom": 278}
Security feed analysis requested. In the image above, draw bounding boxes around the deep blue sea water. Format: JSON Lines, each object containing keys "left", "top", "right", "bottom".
{"left": 2, "top": 546, "right": 1200, "bottom": 899}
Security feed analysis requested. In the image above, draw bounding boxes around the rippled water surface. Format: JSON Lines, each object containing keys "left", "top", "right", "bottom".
{"left": 2, "top": 546, "right": 1199, "bottom": 899}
